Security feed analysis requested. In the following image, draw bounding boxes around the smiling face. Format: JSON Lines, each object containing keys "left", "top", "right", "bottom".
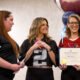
{"left": 67, "top": 16, "right": 79, "bottom": 34}
{"left": 39, "top": 20, "right": 48, "bottom": 35}
{"left": 4, "top": 14, "right": 14, "bottom": 32}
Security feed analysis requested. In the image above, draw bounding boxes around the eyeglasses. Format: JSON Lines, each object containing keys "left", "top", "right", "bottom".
{"left": 68, "top": 22, "right": 79, "bottom": 25}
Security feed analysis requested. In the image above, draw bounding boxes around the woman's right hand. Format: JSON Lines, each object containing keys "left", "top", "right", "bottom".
{"left": 59, "top": 64, "right": 67, "bottom": 70}
{"left": 31, "top": 40, "right": 43, "bottom": 50}
{"left": 11, "top": 64, "right": 21, "bottom": 72}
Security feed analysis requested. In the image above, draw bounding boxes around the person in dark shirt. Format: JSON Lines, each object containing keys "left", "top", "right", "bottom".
{"left": 19, "top": 17, "right": 59, "bottom": 80}
{"left": 0, "top": 10, "right": 21, "bottom": 80}
{"left": 59, "top": 14, "right": 80, "bottom": 80}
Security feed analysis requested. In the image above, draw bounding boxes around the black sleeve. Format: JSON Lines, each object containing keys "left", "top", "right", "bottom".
{"left": 0, "top": 42, "right": 3, "bottom": 57}
{"left": 50, "top": 40, "right": 59, "bottom": 66}
{"left": 19, "top": 39, "right": 30, "bottom": 61}
{"left": 0, "top": 36, "right": 9, "bottom": 58}
{"left": 0, "top": 36, "right": 3, "bottom": 57}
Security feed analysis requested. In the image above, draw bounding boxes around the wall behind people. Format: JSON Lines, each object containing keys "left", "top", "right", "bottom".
{"left": 0, "top": 0, "right": 63, "bottom": 80}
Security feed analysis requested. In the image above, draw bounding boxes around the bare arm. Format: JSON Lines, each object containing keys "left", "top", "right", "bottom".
{"left": 23, "top": 47, "right": 34, "bottom": 63}
{"left": 23, "top": 41, "right": 41, "bottom": 63}
{"left": 38, "top": 41, "right": 56, "bottom": 65}
{"left": 48, "top": 50, "right": 56, "bottom": 65}
{"left": 0, "top": 57, "right": 20, "bottom": 71}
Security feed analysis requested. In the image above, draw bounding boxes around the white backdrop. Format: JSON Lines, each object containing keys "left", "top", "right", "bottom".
{"left": 0, "top": 0, "right": 64, "bottom": 80}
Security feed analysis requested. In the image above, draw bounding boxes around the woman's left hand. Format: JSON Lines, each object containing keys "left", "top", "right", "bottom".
{"left": 39, "top": 41, "right": 51, "bottom": 51}
{"left": 19, "top": 60, "right": 25, "bottom": 68}
{"left": 73, "top": 65, "right": 80, "bottom": 70}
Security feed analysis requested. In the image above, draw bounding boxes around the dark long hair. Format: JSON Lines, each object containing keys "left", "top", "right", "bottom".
{"left": 0, "top": 10, "right": 19, "bottom": 57}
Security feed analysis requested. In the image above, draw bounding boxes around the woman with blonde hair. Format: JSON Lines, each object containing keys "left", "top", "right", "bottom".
{"left": 59, "top": 14, "right": 80, "bottom": 80}
{"left": 0, "top": 10, "right": 21, "bottom": 80}
{"left": 19, "top": 17, "right": 58, "bottom": 80}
